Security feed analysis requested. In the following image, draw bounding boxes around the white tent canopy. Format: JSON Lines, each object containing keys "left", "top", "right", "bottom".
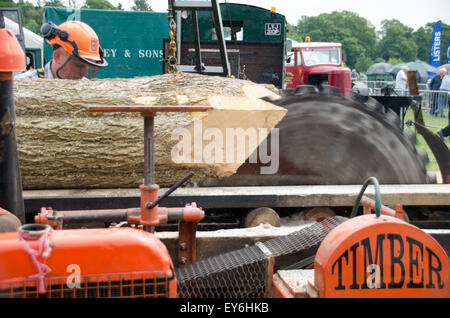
{"left": 4, "top": 16, "right": 44, "bottom": 66}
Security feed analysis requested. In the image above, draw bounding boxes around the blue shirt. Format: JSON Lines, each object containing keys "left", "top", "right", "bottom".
{"left": 14, "top": 61, "right": 53, "bottom": 79}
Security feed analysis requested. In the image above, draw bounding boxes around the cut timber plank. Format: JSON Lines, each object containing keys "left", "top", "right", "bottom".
{"left": 272, "top": 270, "right": 314, "bottom": 298}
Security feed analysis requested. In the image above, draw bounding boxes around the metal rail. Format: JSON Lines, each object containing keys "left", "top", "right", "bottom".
{"left": 23, "top": 184, "right": 450, "bottom": 214}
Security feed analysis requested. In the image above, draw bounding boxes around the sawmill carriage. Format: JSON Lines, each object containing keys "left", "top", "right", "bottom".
{"left": 4, "top": 3, "right": 447, "bottom": 225}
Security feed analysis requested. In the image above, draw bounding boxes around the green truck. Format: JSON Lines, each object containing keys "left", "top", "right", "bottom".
{"left": 42, "top": 4, "right": 288, "bottom": 87}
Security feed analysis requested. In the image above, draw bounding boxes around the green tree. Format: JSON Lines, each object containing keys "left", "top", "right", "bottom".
{"left": 413, "top": 26, "right": 433, "bottom": 62}
{"left": 0, "top": 0, "right": 15, "bottom": 7}
{"left": 132, "top": 0, "right": 153, "bottom": 11}
{"left": 354, "top": 54, "right": 373, "bottom": 73}
{"left": 2, "top": 0, "right": 122, "bottom": 35}
{"left": 386, "top": 57, "right": 404, "bottom": 66}
{"left": 67, "top": 0, "right": 83, "bottom": 8}
{"left": 376, "top": 19, "right": 418, "bottom": 62}
{"left": 2, "top": 0, "right": 46, "bottom": 34}
{"left": 374, "top": 57, "right": 386, "bottom": 63}
{"left": 82, "top": 0, "right": 120, "bottom": 10}
{"left": 20, "top": 2, "right": 44, "bottom": 33}
{"left": 286, "top": 23, "right": 299, "bottom": 41}
{"left": 43, "top": 0, "right": 65, "bottom": 7}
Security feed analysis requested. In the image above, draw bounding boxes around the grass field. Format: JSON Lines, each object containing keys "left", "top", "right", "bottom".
{"left": 404, "top": 107, "right": 449, "bottom": 172}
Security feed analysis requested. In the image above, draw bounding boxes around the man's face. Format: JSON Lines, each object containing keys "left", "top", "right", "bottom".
{"left": 52, "top": 48, "right": 89, "bottom": 80}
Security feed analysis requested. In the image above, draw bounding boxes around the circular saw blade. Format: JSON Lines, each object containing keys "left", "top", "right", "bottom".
{"left": 200, "top": 91, "right": 429, "bottom": 186}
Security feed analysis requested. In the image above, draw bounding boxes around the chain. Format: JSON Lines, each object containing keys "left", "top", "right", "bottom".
{"left": 167, "top": 1, "right": 178, "bottom": 73}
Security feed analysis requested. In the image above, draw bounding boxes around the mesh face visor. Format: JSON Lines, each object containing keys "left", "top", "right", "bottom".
{"left": 72, "top": 47, "right": 107, "bottom": 79}
{"left": 55, "top": 51, "right": 107, "bottom": 80}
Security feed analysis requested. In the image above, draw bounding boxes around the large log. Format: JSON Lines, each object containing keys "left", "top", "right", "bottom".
{"left": 13, "top": 72, "right": 286, "bottom": 189}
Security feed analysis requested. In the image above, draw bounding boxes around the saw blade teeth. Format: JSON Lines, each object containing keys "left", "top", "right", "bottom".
{"left": 295, "top": 85, "right": 318, "bottom": 95}
{"left": 365, "top": 97, "right": 384, "bottom": 114}
{"left": 374, "top": 101, "right": 385, "bottom": 114}
{"left": 273, "top": 96, "right": 299, "bottom": 106}
{"left": 319, "top": 85, "right": 341, "bottom": 96}
{"left": 224, "top": 89, "right": 429, "bottom": 186}
{"left": 418, "top": 150, "right": 429, "bottom": 168}
{"left": 404, "top": 128, "right": 417, "bottom": 146}
{"left": 384, "top": 110, "right": 401, "bottom": 129}
{"left": 349, "top": 92, "right": 367, "bottom": 103}
{"left": 280, "top": 88, "right": 295, "bottom": 98}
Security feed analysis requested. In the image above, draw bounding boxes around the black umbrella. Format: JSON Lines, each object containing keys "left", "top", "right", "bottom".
{"left": 366, "top": 62, "right": 393, "bottom": 74}
{"left": 389, "top": 61, "right": 437, "bottom": 83}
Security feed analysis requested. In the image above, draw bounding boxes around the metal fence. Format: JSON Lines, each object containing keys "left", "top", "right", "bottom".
{"left": 356, "top": 80, "right": 449, "bottom": 118}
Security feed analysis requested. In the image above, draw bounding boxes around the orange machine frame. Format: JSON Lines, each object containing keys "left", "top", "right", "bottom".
{"left": 0, "top": 23, "right": 206, "bottom": 298}
{"left": 312, "top": 214, "right": 450, "bottom": 298}
{"left": 0, "top": 227, "right": 177, "bottom": 298}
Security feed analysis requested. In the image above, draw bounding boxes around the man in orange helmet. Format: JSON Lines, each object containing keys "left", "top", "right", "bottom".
{"left": 16, "top": 20, "right": 107, "bottom": 80}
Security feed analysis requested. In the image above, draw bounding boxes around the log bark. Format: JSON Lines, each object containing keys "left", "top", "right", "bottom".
{"left": 13, "top": 72, "right": 286, "bottom": 189}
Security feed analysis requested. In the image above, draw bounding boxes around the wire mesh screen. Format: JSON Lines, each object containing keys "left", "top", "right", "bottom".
{"left": 0, "top": 273, "right": 172, "bottom": 298}
{"left": 177, "top": 251, "right": 272, "bottom": 298}
{"left": 176, "top": 216, "right": 347, "bottom": 298}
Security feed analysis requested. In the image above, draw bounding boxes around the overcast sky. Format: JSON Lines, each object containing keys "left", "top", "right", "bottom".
{"left": 107, "top": 0, "right": 450, "bottom": 31}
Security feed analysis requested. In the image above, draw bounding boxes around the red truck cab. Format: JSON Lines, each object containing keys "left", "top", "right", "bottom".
{"left": 285, "top": 41, "right": 351, "bottom": 96}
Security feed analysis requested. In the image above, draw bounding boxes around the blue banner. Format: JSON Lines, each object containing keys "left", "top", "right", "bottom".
{"left": 429, "top": 20, "right": 442, "bottom": 67}
{"left": 447, "top": 35, "right": 450, "bottom": 64}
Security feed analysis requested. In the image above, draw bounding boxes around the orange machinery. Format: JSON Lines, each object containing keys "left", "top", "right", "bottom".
{"left": 0, "top": 100, "right": 209, "bottom": 297}
{"left": 311, "top": 213, "right": 450, "bottom": 297}
{"left": 0, "top": 17, "right": 209, "bottom": 297}
{"left": 0, "top": 225, "right": 177, "bottom": 297}
{"left": 273, "top": 178, "right": 450, "bottom": 298}
{"left": 0, "top": 103, "right": 208, "bottom": 297}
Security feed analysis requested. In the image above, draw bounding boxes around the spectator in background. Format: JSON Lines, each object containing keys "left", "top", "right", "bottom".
{"left": 439, "top": 71, "right": 450, "bottom": 91}
{"left": 351, "top": 69, "right": 360, "bottom": 81}
{"left": 395, "top": 66, "right": 409, "bottom": 96}
{"left": 438, "top": 71, "right": 450, "bottom": 118}
{"left": 429, "top": 68, "right": 446, "bottom": 116}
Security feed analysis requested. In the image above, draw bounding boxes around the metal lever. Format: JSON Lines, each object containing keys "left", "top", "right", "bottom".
{"left": 146, "top": 171, "right": 194, "bottom": 210}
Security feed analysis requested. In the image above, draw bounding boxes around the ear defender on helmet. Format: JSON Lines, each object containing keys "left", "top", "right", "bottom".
{"left": 40, "top": 22, "right": 69, "bottom": 41}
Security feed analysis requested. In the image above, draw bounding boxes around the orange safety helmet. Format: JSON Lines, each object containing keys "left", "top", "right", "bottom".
{"left": 40, "top": 20, "right": 107, "bottom": 68}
